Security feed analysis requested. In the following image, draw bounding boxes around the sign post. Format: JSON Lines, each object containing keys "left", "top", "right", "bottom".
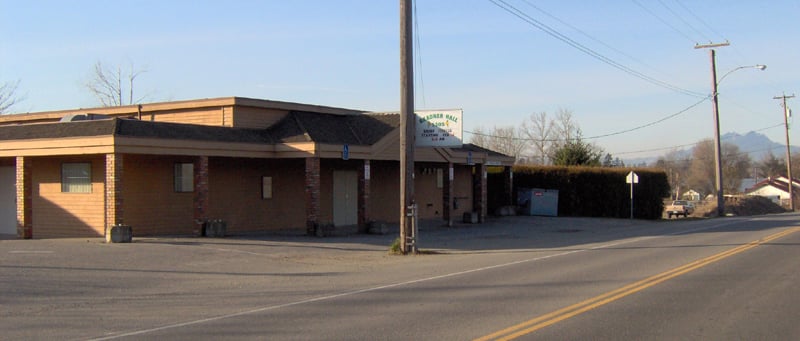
{"left": 626, "top": 171, "right": 639, "bottom": 219}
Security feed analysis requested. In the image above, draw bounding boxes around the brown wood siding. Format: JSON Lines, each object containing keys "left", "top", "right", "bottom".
{"left": 365, "top": 161, "right": 474, "bottom": 224}
{"left": 148, "top": 107, "right": 227, "bottom": 126}
{"left": 453, "top": 165, "right": 474, "bottom": 216}
{"left": 415, "top": 164, "right": 444, "bottom": 220}
{"left": 207, "top": 158, "right": 306, "bottom": 232}
{"left": 122, "top": 154, "right": 194, "bottom": 235}
{"left": 232, "top": 106, "right": 289, "bottom": 129}
{"left": 32, "top": 156, "right": 105, "bottom": 238}
{"left": 369, "top": 160, "right": 401, "bottom": 223}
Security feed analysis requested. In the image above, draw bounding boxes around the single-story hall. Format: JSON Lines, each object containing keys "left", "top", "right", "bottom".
{"left": 0, "top": 97, "right": 514, "bottom": 239}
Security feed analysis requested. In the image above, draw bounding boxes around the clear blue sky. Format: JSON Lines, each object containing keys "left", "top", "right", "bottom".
{"left": 2, "top": 0, "right": 799, "bottom": 161}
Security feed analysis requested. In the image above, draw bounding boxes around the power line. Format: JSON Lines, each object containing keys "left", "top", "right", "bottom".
{"left": 487, "top": 0, "right": 706, "bottom": 98}
{"left": 671, "top": 0, "right": 727, "bottom": 42}
{"left": 648, "top": 144, "right": 788, "bottom": 167}
{"left": 584, "top": 96, "right": 708, "bottom": 140}
{"left": 413, "top": 0, "right": 427, "bottom": 107}
{"left": 465, "top": 96, "right": 709, "bottom": 143}
{"left": 656, "top": 0, "right": 713, "bottom": 43}
{"left": 612, "top": 123, "right": 784, "bottom": 156}
{"left": 631, "top": 0, "right": 697, "bottom": 44}
{"left": 519, "top": 0, "right": 660, "bottom": 73}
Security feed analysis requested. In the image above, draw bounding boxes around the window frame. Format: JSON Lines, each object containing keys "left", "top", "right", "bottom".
{"left": 174, "top": 163, "right": 194, "bottom": 193}
{"left": 61, "top": 162, "right": 92, "bottom": 193}
{"left": 262, "top": 176, "right": 272, "bottom": 199}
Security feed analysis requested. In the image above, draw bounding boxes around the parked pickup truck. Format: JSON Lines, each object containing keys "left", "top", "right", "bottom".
{"left": 666, "top": 200, "right": 694, "bottom": 218}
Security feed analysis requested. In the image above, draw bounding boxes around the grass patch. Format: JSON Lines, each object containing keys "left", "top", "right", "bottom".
{"left": 388, "top": 237, "right": 403, "bottom": 255}
{"left": 388, "top": 237, "right": 442, "bottom": 255}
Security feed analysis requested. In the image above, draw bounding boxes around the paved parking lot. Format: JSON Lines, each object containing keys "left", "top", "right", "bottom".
{"left": 1, "top": 215, "right": 667, "bottom": 340}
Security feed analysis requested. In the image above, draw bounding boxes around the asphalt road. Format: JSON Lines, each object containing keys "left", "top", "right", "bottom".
{"left": 2, "top": 214, "right": 799, "bottom": 340}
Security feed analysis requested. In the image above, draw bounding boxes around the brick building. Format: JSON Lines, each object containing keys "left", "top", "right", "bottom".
{"left": 0, "top": 97, "right": 514, "bottom": 239}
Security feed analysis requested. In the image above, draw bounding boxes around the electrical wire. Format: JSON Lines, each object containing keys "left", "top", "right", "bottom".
{"left": 487, "top": 0, "right": 706, "bottom": 98}
{"left": 519, "top": 0, "right": 660, "bottom": 74}
{"left": 648, "top": 143, "right": 788, "bottom": 166}
{"left": 465, "top": 96, "right": 709, "bottom": 143}
{"left": 413, "top": 0, "right": 427, "bottom": 108}
{"left": 611, "top": 123, "right": 784, "bottom": 156}
{"left": 631, "top": 0, "right": 697, "bottom": 44}
{"left": 656, "top": 0, "right": 713, "bottom": 43}
{"left": 671, "top": 0, "right": 727, "bottom": 42}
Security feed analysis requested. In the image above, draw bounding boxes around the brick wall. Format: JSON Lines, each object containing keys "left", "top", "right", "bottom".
{"left": 193, "top": 156, "right": 209, "bottom": 236}
{"left": 357, "top": 160, "right": 370, "bottom": 232}
{"left": 32, "top": 156, "right": 106, "bottom": 237}
{"left": 105, "top": 154, "right": 123, "bottom": 227}
{"left": 15, "top": 157, "right": 31, "bottom": 239}
{"left": 305, "top": 157, "right": 320, "bottom": 232}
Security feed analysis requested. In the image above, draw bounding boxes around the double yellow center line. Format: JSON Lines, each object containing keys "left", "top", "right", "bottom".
{"left": 476, "top": 227, "right": 800, "bottom": 341}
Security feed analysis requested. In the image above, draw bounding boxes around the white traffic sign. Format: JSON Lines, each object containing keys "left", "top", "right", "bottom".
{"left": 626, "top": 171, "right": 639, "bottom": 184}
{"left": 626, "top": 171, "right": 638, "bottom": 219}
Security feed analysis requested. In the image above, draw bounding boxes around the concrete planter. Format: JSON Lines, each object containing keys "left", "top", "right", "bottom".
{"left": 106, "top": 224, "right": 132, "bottom": 243}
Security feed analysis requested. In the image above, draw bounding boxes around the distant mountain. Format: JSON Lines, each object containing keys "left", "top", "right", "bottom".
{"left": 622, "top": 131, "right": 799, "bottom": 166}
{"left": 722, "top": 131, "right": 783, "bottom": 160}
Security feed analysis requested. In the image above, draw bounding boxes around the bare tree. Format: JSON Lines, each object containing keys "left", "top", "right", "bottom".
{"left": 469, "top": 125, "right": 527, "bottom": 163}
{"left": 469, "top": 126, "right": 488, "bottom": 148}
{"left": 0, "top": 79, "right": 23, "bottom": 114}
{"left": 553, "top": 108, "right": 581, "bottom": 144}
{"left": 688, "top": 139, "right": 751, "bottom": 196}
{"left": 86, "top": 61, "right": 148, "bottom": 107}
{"left": 520, "top": 111, "right": 555, "bottom": 165}
{"left": 721, "top": 143, "right": 751, "bottom": 194}
{"left": 655, "top": 149, "right": 691, "bottom": 199}
{"left": 688, "top": 139, "right": 716, "bottom": 196}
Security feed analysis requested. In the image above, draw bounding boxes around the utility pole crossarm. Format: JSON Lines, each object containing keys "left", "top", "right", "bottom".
{"left": 695, "top": 42, "right": 731, "bottom": 49}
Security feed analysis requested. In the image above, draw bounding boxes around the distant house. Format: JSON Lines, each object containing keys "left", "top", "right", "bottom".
{"left": 681, "top": 189, "right": 701, "bottom": 202}
{"left": 0, "top": 97, "right": 515, "bottom": 239}
{"left": 744, "top": 176, "right": 800, "bottom": 206}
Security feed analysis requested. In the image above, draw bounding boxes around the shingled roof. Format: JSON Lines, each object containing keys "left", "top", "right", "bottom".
{"left": 266, "top": 111, "right": 398, "bottom": 145}
{"left": 0, "top": 112, "right": 511, "bottom": 164}
{"left": 0, "top": 112, "right": 400, "bottom": 146}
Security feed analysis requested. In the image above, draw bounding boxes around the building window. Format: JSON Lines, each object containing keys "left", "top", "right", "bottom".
{"left": 174, "top": 163, "right": 194, "bottom": 192}
{"left": 62, "top": 163, "right": 91, "bottom": 193}
{"left": 262, "top": 176, "right": 272, "bottom": 199}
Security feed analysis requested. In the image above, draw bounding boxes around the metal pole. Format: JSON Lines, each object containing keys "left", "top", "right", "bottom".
{"left": 709, "top": 49, "right": 725, "bottom": 217}
{"left": 630, "top": 177, "right": 634, "bottom": 219}
{"left": 776, "top": 94, "right": 796, "bottom": 211}
{"left": 412, "top": 203, "right": 418, "bottom": 253}
{"left": 399, "top": 0, "right": 415, "bottom": 254}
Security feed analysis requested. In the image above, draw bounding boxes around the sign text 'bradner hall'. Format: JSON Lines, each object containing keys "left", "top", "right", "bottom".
{"left": 415, "top": 109, "right": 463, "bottom": 147}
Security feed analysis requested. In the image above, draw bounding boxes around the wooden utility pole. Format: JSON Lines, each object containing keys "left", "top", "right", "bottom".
{"left": 774, "top": 93, "right": 796, "bottom": 211}
{"left": 695, "top": 42, "right": 729, "bottom": 217}
{"left": 399, "top": 0, "right": 416, "bottom": 254}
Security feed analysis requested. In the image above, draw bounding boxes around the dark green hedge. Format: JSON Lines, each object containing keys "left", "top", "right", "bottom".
{"left": 507, "top": 166, "right": 670, "bottom": 219}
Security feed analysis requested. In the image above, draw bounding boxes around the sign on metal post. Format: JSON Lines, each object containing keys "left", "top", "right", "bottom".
{"left": 626, "top": 171, "right": 638, "bottom": 219}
